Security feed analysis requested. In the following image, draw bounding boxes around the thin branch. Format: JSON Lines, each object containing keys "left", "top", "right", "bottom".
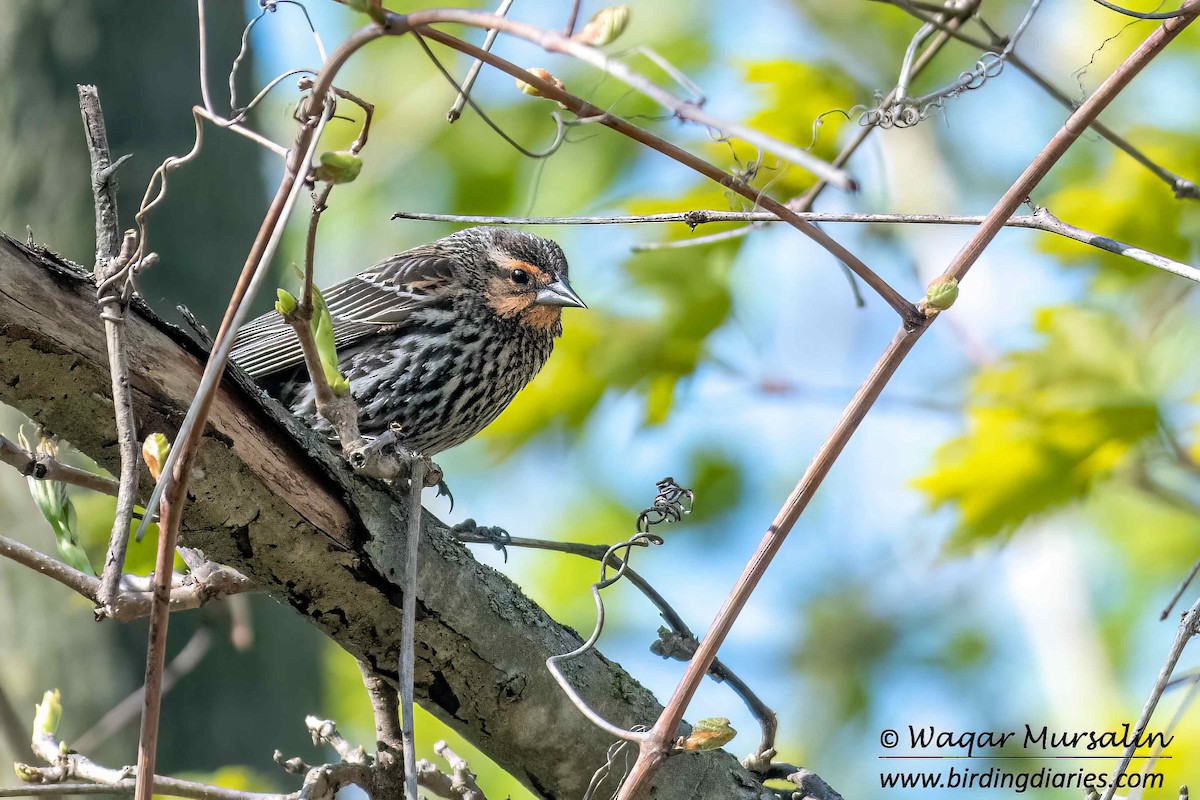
{"left": 446, "top": 0, "right": 515, "bottom": 123}
{"left": 616, "top": 5, "right": 1200, "bottom": 797}
{"left": 421, "top": 742, "right": 486, "bottom": 800}
{"left": 894, "top": 2, "right": 1200, "bottom": 200}
{"left": 0, "top": 532, "right": 102, "bottom": 602}
{"left": 562, "top": 0, "right": 581, "bottom": 36}
{"left": 1090, "top": 0, "right": 1193, "bottom": 19}
{"left": 194, "top": 106, "right": 289, "bottom": 158}
{"left": 397, "top": 9, "right": 856, "bottom": 191}
{"left": 1161, "top": 555, "right": 1200, "bottom": 620}
{"left": 23, "top": 726, "right": 296, "bottom": 800}
{"left": 456, "top": 528, "right": 778, "bottom": 759}
{"left": 0, "top": 533, "right": 255, "bottom": 624}
{"left": 406, "top": 25, "right": 919, "bottom": 322}
{"left": 132, "top": 60, "right": 348, "bottom": 798}
{"left": 1102, "top": 598, "right": 1200, "bottom": 800}
{"left": 400, "top": 459, "right": 427, "bottom": 800}
{"left": 78, "top": 85, "right": 143, "bottom": 613}
{"left": 358, "top": 663, "right": 403, "bottom": 760}
{"left": 0, "top": 434, "right": 119, "bottom": 497}
{"left": 392, "top": 208, "right": 1200, "bottom": 282}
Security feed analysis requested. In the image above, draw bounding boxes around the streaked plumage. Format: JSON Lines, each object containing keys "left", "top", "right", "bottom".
{"left": 230, "top": 227, "right": 584, "bottom": 455}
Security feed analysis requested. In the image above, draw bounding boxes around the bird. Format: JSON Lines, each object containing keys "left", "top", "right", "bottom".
{"left": 230, "top": 226, "right": 585, "bottom": 457}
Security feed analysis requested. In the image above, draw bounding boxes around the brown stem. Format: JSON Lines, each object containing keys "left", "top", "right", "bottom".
{"left": 77, "top": 85, "right": 142, "bottom": 611}
{"left": 616, "top": 4, "right": 1200, "bottom": 796}
{"left": 132, "top": 24, "right": 386, "bottom": 800}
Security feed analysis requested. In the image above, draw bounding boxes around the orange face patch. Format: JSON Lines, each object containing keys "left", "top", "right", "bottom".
{"left": 521, "top": 304, "right": 563, "bottom": 331}
{"left": 484, "top": 275, "right": 563, "bottom": 330}
{"left": 494, "top": 255, "right": 548, "bottom": 282}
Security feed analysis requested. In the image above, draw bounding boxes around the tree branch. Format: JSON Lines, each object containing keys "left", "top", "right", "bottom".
{"left": 0, "top": 235, "right": 763, "bottom": 800}
{"left": 617, "top": 3, "right": 1200, "bottom": 796}
{"left": 0, "top": 434, "right": 119, "bottom": 497}
{"left": 407, "top": 25, "right": 920, "bottom": 323}
{"left": 392, "top": 208, "right": 1200, "bottom": 282}
{"left": 77, "top": 85, "right": 142, "bottom": 612}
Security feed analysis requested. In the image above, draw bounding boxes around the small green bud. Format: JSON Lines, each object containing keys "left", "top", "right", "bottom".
{"left": 924, "top": 275, "right": 959, "bottom": 311}
{"left": 313, "top": 151, "right": 363, "bottom": 185}
{"left": 515, "top": 68, "right": 564, "bottom": 98}
{"left": 275, "top": 288, "right": 299, "bottom": 318}
{"left": 32, "top": 690, "right": 61, "bottom": 739}
{"left": 683, "top": 717, "right": 736, "bottom": 751}
{"left": 21, "top": 435, "right": 93, "bottom": 576}
{"left": 141, "top": 433, "right": 171, "bottom": 482}
{"left": 573, "top": 6, "right": 630, "bottom": 46}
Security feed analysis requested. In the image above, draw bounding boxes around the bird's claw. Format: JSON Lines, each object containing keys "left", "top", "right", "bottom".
{"left": 435, "top": 478, "right": 454, "bottom": 512}
{"left": 452, "top": 518, "right": 511, "bottom": 563}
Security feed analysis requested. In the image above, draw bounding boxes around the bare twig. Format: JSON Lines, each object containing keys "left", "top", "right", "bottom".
{"left": 616, "top": 6, "right": 1200, "bottom": 797}
{"left": 393, "top": 208, "right": 1200, "bottom": 282}
{"left": 446, "top": 0, "right": 514, "bottom": 123}
{"left": 408, "top": 26, "right": 919, "bottom": 322}
{"left": 1161, "top": 555, "right": 1200, "bottom": 620}
{"left": 399, "top": 459, "right": 427, "bottom": 800}
{"left": 0, "top": 533, "right": 254, "bottom": 623}
{"left": 893, "top": 2, "right": 1200, "bottom": 200}
{"left": 0, "top": 434, "right": 119, "bottom": 497}
{"left": 358, "top": 664, "right": 403, "bottom": 761}
{"left": 455, "top": 526, "right": 779, "bottom": 759}
{"left": 415, "top": 742, "right": 486, "bottom": 800}
{"left": 562, "top": 0, "right": 581, "bottom": 36}
{"left": 78, "top": 86, "right": 142, "bottom": 613}
{"left": 1090, "top": 0, "right": 1192, "bottom": 19}
{"left": 398, "top": 9, "right": 855, "bottom": 191}
{"left": 1102, "top": 598, "right": 1200, "bottom": 799}
{"left": 23, "top": 724, "right": 296, "bottom": 800}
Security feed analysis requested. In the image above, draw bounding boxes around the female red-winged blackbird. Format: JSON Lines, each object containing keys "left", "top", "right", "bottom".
{"left": 230, "top": 227, "right": 585, "bottom": 455}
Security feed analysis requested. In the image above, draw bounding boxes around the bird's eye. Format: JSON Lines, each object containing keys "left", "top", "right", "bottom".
{"left": 510, "top": 268, "right": 530, "bottom": 285}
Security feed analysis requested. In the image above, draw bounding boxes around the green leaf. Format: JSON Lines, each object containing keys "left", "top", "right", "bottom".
{"left": 32, "top": 689, "right": 61, "bottom": 738}
{"left": 914, "top": 307, "right": 1161, "bottom": 546}
{"left": 274, "top": 288, "right": 298, "bottom": 317}
{"left": 20, "top": 433, "right": 94, "bottom": 576}
{"left": 309, "top": 285, "right": 351, "bottom": 395}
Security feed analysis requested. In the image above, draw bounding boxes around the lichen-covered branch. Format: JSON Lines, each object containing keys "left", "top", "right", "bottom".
{"left": 0, "top": 235, "right": 766, "bottom": 800}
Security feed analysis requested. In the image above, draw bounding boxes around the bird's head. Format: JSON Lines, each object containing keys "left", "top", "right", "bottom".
{"left": 454, "top": 227, "right": 585, "bottom": 333}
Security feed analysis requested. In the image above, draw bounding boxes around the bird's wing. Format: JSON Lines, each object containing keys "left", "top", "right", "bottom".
{"left": 230, "top": 247, "right": 458, "bottom": 379}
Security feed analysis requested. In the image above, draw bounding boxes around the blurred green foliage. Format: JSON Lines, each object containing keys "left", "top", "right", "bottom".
{"left": 915, "top": 307, "right": 1163, "bottom": 546}
{"left": 3, "top": 1, "right": 1200, "bottom": 798}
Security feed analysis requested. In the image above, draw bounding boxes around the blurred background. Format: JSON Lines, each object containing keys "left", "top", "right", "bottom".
{"left": 2, "top": 0, "right": 1199, "bottom": 797}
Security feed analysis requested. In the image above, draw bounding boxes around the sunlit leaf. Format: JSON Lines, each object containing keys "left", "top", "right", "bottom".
{"left": 914, "top": 307, "right": 1161, "bottom": 546}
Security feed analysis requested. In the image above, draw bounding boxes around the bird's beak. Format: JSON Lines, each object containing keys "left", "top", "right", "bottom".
{"left": 534, "top": 277, "right": 587, "bottom": 309}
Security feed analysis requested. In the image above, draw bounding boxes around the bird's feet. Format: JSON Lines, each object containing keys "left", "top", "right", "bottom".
{"left": 452, "top": 518, "right": 511, "bottom": 562}
{"left": 347, "top": 428, "right": 443, "bottom": 491}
